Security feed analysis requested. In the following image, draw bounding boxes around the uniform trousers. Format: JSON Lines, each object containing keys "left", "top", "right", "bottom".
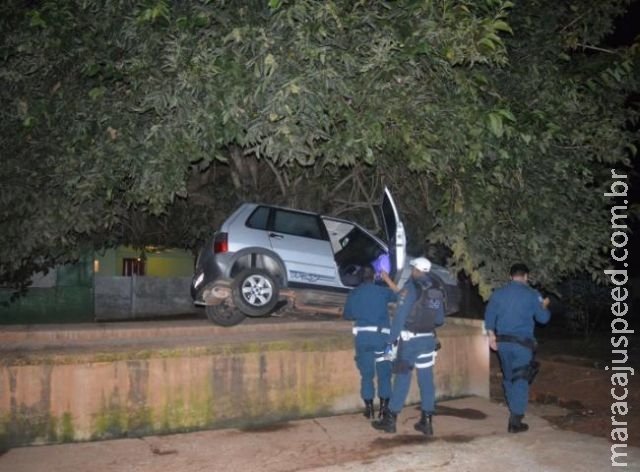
{"left": 497, "top": 342, "right": 532, "bottom": 415}
{"left": 354, "top": 331, "right": 392, "bottom": 400}
{"left": 389, "top": 335, "right": 437, "bottom": 413}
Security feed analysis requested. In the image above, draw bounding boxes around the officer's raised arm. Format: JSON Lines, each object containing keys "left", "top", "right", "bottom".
{"left": 533, "top": 293, "right": 551, "bottom": 324}
{"left": 379, "top": 270, "right": 400, "bottom": 293}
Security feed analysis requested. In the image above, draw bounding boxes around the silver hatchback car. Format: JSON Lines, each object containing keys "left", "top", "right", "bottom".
{"left": 191, "top": 187, "right": 459, "bottom": 326}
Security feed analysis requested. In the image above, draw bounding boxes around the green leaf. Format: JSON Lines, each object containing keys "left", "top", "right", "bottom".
{"left": 479, "top": 37, "right": 497, "bottom": 51}
{"left": 487, "top": 113, "right": 504, "bottom": 137}
{"left": 496, "top": 109, "right": 516, "bottom": 123}
{"left": 88, "top": 87, "right": 106, "bottom": 100}
{"left": 26, "top": 11, "right": 46, "bottom": 29}
{"left": 492, "top": 20, "right": 513, "bottom": 35}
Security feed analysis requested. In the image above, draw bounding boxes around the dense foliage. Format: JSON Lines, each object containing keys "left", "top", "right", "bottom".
{"left": 1, "top": 0, "right": 638, "bottom": 297}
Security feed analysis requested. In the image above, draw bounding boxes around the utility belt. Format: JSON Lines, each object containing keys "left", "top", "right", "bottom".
{"left": 495, "top": 334, "right": 537, "bottom": 351}
{"left": 392, "top": 331, "right": 437, "bottom": 374}
{"left": 400, "top": 330, "right": 434, "bottom": 341}
{"left": 352, "top": 326, "right": 391, "bottom": 336}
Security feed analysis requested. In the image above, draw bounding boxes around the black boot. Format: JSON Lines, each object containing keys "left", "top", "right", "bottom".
{"left": 378, "top": 398, "right": 389, "bottom": 419}
{"left": 372, "top": 408, "right": 397, "bottom": 433}
{"left": 414, "top": 411, "right": 433, "bottom": 436}
{"left": 363, "top": 400, "right": 374, "bottom": 419}
{"left": 508, "top": 414, "right": 529, "bottom": 433}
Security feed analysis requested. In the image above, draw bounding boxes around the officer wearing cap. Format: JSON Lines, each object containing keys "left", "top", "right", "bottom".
{"left": 484, "top": 263, "right": 551, "bottom": 433}
{"left": 372, "top": 256, "right": 445, "bottom": 436}
{"left": 343, "top": 264, "right": 398, "bottom": 420}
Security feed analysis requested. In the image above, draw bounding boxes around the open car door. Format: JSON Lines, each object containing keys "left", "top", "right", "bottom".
{"left": 380, "top": 186, "right": 406, "bottom": 280}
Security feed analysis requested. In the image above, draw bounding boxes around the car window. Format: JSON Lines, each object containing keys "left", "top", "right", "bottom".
{"left": 246, "top": 206, "right": 270, "bottom": 230}
{"left": 273, "top": 209, "right": 324, "bottom": 239}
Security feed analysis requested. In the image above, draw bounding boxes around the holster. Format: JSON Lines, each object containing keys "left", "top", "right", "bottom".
{"left": 497, "top": 334, "right": 540, "bottom": 384}
{"left": 392, "top": 359, "right": 412, "bottom": 374}
{"left": 391, "top": 340, "right": 413, "bottom": 374}
{"left": 512, "top": 359, "right": 541, "bottom": 384}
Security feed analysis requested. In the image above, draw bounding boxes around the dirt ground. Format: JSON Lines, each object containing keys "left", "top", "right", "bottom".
{"left": 490, "top": 334, "right": 640, "bottom": 448}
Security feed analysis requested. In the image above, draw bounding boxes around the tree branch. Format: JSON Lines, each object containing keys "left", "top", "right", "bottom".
{"left": 266, "top": 158, "right": 288, "bottom": 197}
{"left": 575, "top": 43, "right": 618, "bottom": 54}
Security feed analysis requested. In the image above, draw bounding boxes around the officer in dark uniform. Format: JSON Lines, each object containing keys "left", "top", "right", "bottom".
{"left": 484, "top": 263, "right": 551, "bottom": 433}
{"left": 372, "top": 257, "right": 445, "bottom": 436}
{"left": 343, "top": 265, "right": 398, "bottom": 419}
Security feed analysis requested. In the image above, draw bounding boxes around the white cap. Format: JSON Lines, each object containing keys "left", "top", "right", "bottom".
{"left": 410, "top": 257, "right": 432, "bottom": 272}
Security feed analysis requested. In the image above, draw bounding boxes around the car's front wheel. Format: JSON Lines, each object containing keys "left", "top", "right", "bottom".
{"left": 232, "top": 268, "right": 280, "bottom": 317}
{"left": 205, "top": 302, "right": 246, "bottom": 327}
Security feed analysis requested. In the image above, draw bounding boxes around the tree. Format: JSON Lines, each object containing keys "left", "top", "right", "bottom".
{"left": 431, "top": 0, "right": 640, "bottom": 295}
{"left": 1, "top": 0, "right": 638, "bottom": 299}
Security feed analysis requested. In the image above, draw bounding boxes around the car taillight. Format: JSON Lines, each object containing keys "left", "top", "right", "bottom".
{"left": 213, "top": 232, "right": 228, "bottom": 253}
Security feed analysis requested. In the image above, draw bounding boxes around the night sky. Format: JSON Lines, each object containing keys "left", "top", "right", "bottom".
{"left": 608, "top": 0, "right": 640, "bottom": 46}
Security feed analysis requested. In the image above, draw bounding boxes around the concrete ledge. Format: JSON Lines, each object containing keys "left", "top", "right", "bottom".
{"left": 0, "top": 318, "right": 488, "bottom": 447}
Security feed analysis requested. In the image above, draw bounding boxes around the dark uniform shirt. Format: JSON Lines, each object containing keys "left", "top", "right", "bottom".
{"left": 484, "top": 280, "right": 550, "bottom": 339}
{"left": 343, "top": 282, "right": 397, "bottom": 328}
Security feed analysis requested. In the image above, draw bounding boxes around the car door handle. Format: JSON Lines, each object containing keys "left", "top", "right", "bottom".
{"left": 269, "top": 233, "right": 284, "bottom": 239}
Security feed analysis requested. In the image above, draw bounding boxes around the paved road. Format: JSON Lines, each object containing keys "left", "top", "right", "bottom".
{"left": 2, "top": 396, "right": 638, "bottom": 472}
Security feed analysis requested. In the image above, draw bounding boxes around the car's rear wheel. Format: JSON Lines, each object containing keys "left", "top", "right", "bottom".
{"left": 205, "top": 302, "right": 246, "bottom": 327}
{"left": 232, "top": 268, "right": 280, "bottom": 317}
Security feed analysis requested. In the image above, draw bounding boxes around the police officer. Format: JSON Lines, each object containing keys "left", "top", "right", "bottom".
{"left": 343, "top": 265, "right": 398, "bottom": 419}
{"left": 484, "top": 263, "right": 551, "bottom": 433}
{"left": 372, "top": 257, "right": 445, "bottom": 436}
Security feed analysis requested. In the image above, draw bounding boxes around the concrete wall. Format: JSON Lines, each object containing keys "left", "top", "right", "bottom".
{"left": 0, "top": 319, "right": 488, "bottom": 448}
{"left": 94, "top": 276, "right": 197, "bottom": 321}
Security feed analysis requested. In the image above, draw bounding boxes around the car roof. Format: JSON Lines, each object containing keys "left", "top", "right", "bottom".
{"left": 238, "top": 202, "right": 383, "bottom": 233}
{"left": 239, "top": 202, "right": 325, "bottom": 218}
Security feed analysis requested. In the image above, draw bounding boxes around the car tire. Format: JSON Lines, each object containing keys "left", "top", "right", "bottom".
{"left": 232, "top": 268, "right": 280, "bottom": 317}
{"left": 205, "top": 303, "right": 246, "bottom": 327}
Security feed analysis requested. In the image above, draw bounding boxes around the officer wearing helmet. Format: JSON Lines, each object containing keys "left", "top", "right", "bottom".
{"left": 373, "top": 256, "right": 445, "bottom": 436}
{"left": 484, "top": 263, "right": 551, "bottom": 433}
